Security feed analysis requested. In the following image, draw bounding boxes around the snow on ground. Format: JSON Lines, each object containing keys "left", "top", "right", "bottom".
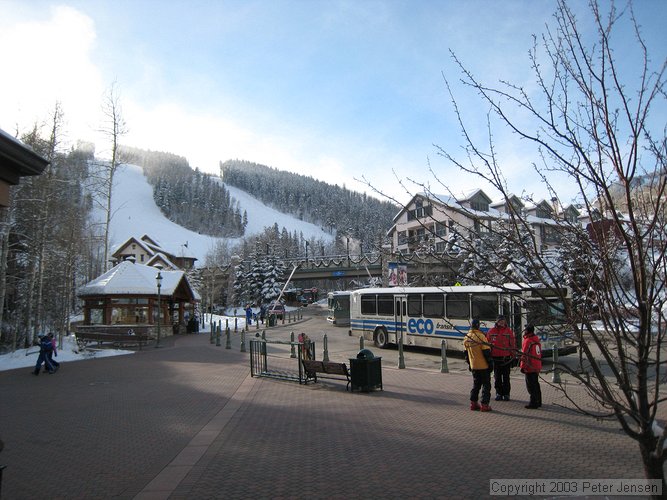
{"left": 0, "top": 306, "right": 301, "bottom": 372}
{"left": 101, "top": 163, "right": 334, "bottom": 264}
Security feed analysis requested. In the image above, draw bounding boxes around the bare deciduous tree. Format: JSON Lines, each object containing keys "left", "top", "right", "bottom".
{"left": 360, "top": 0, "right": 665, "bottom": 491}
{"left": 97, "top": 83, "right": 128, "bottom": 269}
{"left": 426, "top": 0, "right": 666, "bottom": 490}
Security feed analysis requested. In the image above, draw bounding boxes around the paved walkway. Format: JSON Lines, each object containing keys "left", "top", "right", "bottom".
{"left": 0, "top": 323, "right": 657, "bottom": 499}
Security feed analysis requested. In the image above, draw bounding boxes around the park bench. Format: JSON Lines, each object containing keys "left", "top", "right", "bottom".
{"left": 301, "top": 359, "right": 350, "bottom": 390}
{"left": 74, "top": 331, "right": 154, "bottom": 349}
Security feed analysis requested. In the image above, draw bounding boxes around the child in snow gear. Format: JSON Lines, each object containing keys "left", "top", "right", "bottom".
{"left": 33, "top": 335, "right": 56, "bottom": 375}
{"left": 44, "top": 332, "right": 60, "bottom": 372}
{"left": 520, "top": 324, "right": 542, "bottom": 409}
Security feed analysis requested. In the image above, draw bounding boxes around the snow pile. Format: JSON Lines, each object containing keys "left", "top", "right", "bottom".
{"left": 1, "top": 313, "right": 239, "bottom": 372}
{"left": 0, "top": 307, "right": 302, "bottom": 372}
{"left": 0, "top": 334, "right": 134, "bottom": 372}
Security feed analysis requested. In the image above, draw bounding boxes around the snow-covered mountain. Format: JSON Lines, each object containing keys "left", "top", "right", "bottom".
{"left": 103, "top": 163, "right": 334, "bottom": 265}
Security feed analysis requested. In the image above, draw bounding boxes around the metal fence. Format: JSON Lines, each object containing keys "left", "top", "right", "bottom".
{"left": 249, "top": 339, "right": 315, "bottom": 384}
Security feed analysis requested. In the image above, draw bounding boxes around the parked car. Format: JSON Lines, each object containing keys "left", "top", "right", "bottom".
{"left": 298, "top": 296, "right": 309, "bottom": 307}
{"left": 268, "top": 303, "right": 285, "bottom": 319}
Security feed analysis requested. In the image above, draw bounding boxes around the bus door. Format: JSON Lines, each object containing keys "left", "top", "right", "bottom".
{"left": 511, "top": 298, "right": 524, "bottom": 347}
{"left": 501, "top": 297, "right": 516, "bottom": 329}
{"left": 394, "top": 295, "right": 407, "bottom": 344}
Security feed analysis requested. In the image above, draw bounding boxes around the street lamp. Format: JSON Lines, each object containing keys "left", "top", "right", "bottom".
{"left": 155, "top": 267, "right": 163, "bottom": 348}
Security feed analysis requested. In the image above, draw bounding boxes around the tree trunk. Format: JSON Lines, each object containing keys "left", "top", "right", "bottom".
{"left": 639, "top": 441, "right": 665, "bottom": 499}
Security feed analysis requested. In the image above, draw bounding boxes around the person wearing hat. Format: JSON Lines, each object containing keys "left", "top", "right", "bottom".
{"left": 520, "top": 324, "right": 542, "bottom": 409}
{"left": 486, "top": 315, "right": 517, "bottom": 401}
{"left": 463, "top": 318, "right": 493, "bottom": 411}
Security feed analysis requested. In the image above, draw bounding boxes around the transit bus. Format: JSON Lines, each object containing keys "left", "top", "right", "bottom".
{"left": 349, "top": 285, "right": 576, "bottom": 355}
{"left": 327, "top": 291, "right": 351, "bottom": 327}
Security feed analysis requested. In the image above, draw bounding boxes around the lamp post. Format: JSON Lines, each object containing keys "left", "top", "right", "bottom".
{"left": 346, "top": 236, "right": 350, "bottom": 266}
{"left": 305, "top": 241, "right": 309, "bottom": 263}
{"left": 155, "top": 268, "right": 163, "bottom": 348}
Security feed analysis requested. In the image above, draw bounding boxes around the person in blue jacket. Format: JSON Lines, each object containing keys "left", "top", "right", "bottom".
{"left": 245, "top": 305, "right": 253, "bottom": 326}
{"left": 32, "top": 334, "right": 56, "bottom": 375}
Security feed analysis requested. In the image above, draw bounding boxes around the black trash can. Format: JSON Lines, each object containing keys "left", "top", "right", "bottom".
{"left": 350, "top": 349, "right": 383, "bottom": 392}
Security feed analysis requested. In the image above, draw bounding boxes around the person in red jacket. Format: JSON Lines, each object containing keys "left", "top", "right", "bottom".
{"left": 520, "top": 324, "right": 542, "bottom": 409}
{"left": 486, "top": 315, "right": 516, "bottom": 401}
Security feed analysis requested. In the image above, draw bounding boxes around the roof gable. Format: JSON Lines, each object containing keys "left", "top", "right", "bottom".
{"left": 111, "top": 236, "right": 155, "bottom": 259}
{"left": 146, "top": 253, "right": 178, "bottom": 270}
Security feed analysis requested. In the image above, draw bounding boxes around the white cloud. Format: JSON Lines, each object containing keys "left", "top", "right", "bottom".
{"left": 0, "top": 6, "right": 105, "bottom": 144}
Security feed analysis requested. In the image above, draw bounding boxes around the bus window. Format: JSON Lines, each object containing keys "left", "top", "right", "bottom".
{"left": 472, "top": 294, "right": 499, "bottom": 321}
{"left": 407, "top": 294, "right": 422, "bottom": 316}
{"left": 446, "top": 293, "right": 469, "bottom": 319}
{"left": 423, "top": 293, "right": 445, "bottom": 318}
{"left": 361, "top": 294, "right": 377, "bottom": 315}
{"left": 527, "top": 299, "right": 566, "bottom": 325}
{"left": 377, "top": 294, "right": 394, "bottom": 315}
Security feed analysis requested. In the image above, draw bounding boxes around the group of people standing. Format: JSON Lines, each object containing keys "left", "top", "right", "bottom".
{"left": 463, "top": 315, "right": 542, "bottom": 412}
{"left": 32, "top": 332, "right": 60, "bottom": 375}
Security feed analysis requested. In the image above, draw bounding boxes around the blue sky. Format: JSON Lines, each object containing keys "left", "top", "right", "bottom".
{"left": 1, "top": 0, "right": 664, "bottom": 204}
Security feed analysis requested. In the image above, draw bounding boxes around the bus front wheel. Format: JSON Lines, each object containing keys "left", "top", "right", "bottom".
{"left": 374, "top": 329, "right": 388, "bottom": 349}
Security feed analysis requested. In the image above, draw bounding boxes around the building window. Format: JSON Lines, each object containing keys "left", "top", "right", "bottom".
{"left": 398, "top": 231, "right": 408, "bottom": 246}
{"left": 407, "top": 200, "right": 433, "bottom": 220}
{"left": 471, "top": 201, "right": 489, "bottom": 212}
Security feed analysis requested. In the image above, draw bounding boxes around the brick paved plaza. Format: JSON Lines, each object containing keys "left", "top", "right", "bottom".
{"left": 0, "top": 314, "right": 657, "bottom": 499}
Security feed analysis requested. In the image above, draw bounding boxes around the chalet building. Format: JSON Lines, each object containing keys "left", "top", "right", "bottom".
{"left": 76, "top": 260, "right": 200, "bottom": 336}
{"left": 387, "top": 190, "right": 582, "bottom": 257}
{"left": 0, "top": 128, "right": 49, "bottom": 208}
{"left": 110, "top": 234, "right": 197, "bottom": 270}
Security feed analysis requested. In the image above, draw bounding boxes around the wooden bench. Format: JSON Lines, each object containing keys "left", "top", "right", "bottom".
{"left": 301, "top": 359, "right": 351, "bottom": 390}
{"left": 75, "top": 331, "right": 155, "bottom": 349}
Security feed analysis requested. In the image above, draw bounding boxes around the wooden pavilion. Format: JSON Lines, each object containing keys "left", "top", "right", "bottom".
{"left": 76, "top": 260, "right": 200, "bottom": 337}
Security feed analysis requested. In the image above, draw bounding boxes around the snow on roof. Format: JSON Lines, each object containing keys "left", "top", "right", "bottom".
{"left": 78, "top": 261, "right": 188, "bottom": 297}
{"left": 146, "top": 252, "right": 178, "bottom": 269}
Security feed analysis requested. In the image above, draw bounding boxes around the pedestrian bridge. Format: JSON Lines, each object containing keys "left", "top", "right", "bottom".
{"left": 286, "top": 253, "right": 384, "bottom": 281}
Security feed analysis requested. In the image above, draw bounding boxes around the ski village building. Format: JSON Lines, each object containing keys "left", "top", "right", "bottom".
{"left": 0, "top": 128, "right": 49, "bottom": 208}
{"left": 75, "top": 236, "right": 200, "bottom": 339}
{"left": 386, "top": 190, "right": 581, "bottom": 282}
{"left": 109, "top": 234, "right": 197, "bottom": 270}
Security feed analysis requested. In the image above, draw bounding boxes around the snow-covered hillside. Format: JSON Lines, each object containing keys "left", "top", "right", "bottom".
{"left": 102, "top": 163, "right": 334, "bottom": 265}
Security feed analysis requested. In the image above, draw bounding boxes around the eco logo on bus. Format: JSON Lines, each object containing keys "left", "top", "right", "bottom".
{"left": 407, "top": 318, "right": 434, "bottom": 334}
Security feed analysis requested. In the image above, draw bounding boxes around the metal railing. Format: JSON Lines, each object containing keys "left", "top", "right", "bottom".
{"left": 249, "top": 339, "right": 315, "bottom": 383}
